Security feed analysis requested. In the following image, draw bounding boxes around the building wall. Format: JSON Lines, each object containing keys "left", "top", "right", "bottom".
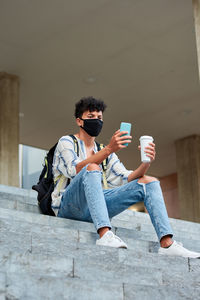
{"left": 160, "top": 173, "right": 180, "bottom": 219}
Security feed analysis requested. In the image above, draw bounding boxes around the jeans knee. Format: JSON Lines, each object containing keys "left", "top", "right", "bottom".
{"left": 87, "top": 163, "right": 101, "bottom": 171}
{"left": 138, "top": 175, "right": 159, "bottom": 184}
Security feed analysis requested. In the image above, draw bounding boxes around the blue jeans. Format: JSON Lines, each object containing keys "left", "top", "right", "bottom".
{"left": 58, "top": 166, "right": 173, "bottom": 241}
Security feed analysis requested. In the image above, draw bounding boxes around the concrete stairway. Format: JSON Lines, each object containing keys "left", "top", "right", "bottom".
{"left": 0, "top": 184, "right": 200, "bottom": 300}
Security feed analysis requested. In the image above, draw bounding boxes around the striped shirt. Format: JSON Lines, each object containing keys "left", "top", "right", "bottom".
{"left": 51, "top": 135, "right": 133, "bottom": 216}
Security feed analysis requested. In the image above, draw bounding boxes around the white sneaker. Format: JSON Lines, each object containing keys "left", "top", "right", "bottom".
{"left": 158, "top": 240, "right": 200, "bottom": 259}
{"left": 96, "top": 231, "right": 128, "bottom": 249}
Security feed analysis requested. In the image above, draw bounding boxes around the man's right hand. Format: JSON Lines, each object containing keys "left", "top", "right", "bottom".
{"left": 76, "top": 130, "right": 132, "bottom": 173}
{"left": 106, "top": 130, "right": 132, "bottom": 154}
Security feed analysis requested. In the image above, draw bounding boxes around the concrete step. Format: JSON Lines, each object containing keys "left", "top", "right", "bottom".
{"left": 0, "top": 197, "right": 40, "bottom": 214}
{"left": 1, "top": 206, "right": 200, "bottom": 276}
{"left": 0, "top": 184, "right": 39, "bottom": 214}
{"left": 0, "top": 252, "right": 162, "bottom": 286}
{"left": 113, "top": 206, "right": 200, "bottom": 229}
{"left": 1, "top": 183, "right": 200, "bottom": 231}
{"left": 123, "top": 284, "right": 200, "bottom": 300}
{"left": 0, "top": 207, "right": 156, "bottom": 255}
{"left": 1, "top": 251, "right": 200, "bottom": 296}
{"left": 73, "top": 258, "right": 200, "bottom": 288}
{"left": 1, "top": 205, "right": 200, "bottom": 255}
{"left": 1, "top": 272, "right": 123, "bottom": 300}
{"left": 2, "top": 271, "right": 200, "bottom": 300}
{"left": 112, "top": 210, "right": 200, "bottom": 234}
{"left": 113, "top": 220, "right": 200, "bottom": 251}
{"left": 2, "top": 191, "right": 199, "bottom": 243}
{"left": 0, "top": 225, "right": 192, "bottom": 276}
{"left": 1, "top": 206, "right": 200, "bottom": 258}
{"left": 115, "top": 226, "right": 191, "bottom": 243}
{"left": 111, "top": 216, "right": 200, "bottom": 242}
{"left": 0, "top": 184, "right": 37, "bottom": 205}
{"left": 1, "top": 184, "right": 200, "bottom": 238}
{"left": 1, "top": 196, "right": 200, "bottom": 250}
{"left": 112, "top": 210, "right": 200, "bottom": 233}
{"left": 115, "top": 227, "right": 200, "bottom": 253}
{"left": 1, "top": 185, "right": 200, "bottom": 300}
{"left": 1, "top": 251, "right": 199, "bottom": 288}
{"left": 1, "top": 205, "right": 200, "bottom": 298}
{"left": 0, "top": 206, "right": 96, "bottom": 233}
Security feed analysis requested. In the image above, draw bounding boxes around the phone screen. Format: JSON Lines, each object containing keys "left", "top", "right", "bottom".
{"left": 120, "top": 122, "right": 131, "bottom": 146}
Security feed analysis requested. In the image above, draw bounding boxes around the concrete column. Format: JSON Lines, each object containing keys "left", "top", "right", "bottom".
{"left": 0, "top": 72, "right": 19, "bottom": 187}
{"left": 175, "top": 135, "right": 200, "bottom": 222}
{"left": 193, "top": 0, "right": 200, "bottom": 80}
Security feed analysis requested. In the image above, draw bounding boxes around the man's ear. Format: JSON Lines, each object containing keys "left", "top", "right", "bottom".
{"left": 76, "top": 118, "right": 82, "bottom": 127}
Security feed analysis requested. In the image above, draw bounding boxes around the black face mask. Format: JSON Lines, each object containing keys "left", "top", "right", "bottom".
{"left": 80, "top": 118, "right": 103, "bottom": 137}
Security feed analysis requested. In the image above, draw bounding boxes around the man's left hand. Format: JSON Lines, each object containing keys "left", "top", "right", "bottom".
{"left": 138, "top": 142, "right": 156, "bottom": 162}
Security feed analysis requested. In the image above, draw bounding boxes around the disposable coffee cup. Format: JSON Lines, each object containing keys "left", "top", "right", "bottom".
{"left": 139, "top": 136, "right": 154, "bottom": 163}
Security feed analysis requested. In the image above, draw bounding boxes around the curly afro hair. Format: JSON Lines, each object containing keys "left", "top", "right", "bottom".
{"left": 74, "top": 96, "right": 107, "bottom": 118}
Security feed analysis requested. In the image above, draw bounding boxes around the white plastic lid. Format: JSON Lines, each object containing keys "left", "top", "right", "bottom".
{"left": 139, "top": 135, "right": 154, "bottom": 141}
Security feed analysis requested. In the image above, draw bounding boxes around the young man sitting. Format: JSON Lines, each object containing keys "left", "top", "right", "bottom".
{"left": 52, "top": 96, "right": 200, "bottom": 258}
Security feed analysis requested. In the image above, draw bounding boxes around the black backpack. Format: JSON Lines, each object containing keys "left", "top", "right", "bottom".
{"left": 32, "top": 135, "right": 107, "bottom": 216}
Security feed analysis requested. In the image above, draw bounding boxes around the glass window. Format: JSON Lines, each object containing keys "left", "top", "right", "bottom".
{"left": 19, "top": 144, "right": 47, "bottom": 189}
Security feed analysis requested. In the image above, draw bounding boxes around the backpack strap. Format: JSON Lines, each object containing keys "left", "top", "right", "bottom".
{"left": 69, "top": 134, "right": 79, "bottom": 156}
{"left": 96, "top": 142, "right": 108, "bottom": 189}
{"left": 44, "top": 157, "right": 48, "bottom": 179}
{"left": 67, "top": 136, "right": 109, "bottom": 189}
{"left": 43, "top": 143, "right": 58, "bottom": 179}
{"left": 55, "top": 135, "right": 108, "bottom": 189}
{"left": 54, "top": 135, "right": 80, "bottom": 189}
{"left": 53, "top": 136, "right": 79, "bottom": 193}
{"left": 54, "top": 174, "right": 66, "bottom": 193}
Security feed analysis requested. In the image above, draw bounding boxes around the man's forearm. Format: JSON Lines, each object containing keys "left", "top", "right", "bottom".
{"left": 128, "top": 163, "right": 150, "bottom": 182}
{"left": 76, "top": 146, "right": 111, "bottom": 173}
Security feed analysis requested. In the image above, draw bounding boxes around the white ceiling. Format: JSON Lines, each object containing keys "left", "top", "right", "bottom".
{"left": 0, "top": 0, "right": 200, "bottom": 177}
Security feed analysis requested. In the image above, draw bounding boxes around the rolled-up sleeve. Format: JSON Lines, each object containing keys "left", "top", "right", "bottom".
{"left": 106, "top": 153, "right": 133, "bottom": 187}
{"left": 53, "top": 137, "right": 81, "bottom": 179}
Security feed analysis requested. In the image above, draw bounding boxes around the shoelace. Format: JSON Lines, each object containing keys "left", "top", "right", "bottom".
{"left": 175, "top": 241, "right": 183, "bottom": 247}
{"left": 113, "top": 235, "right": 123, "bottom": 242}
{"left": 105, "top": 232, "right": 124, "bottom": 243}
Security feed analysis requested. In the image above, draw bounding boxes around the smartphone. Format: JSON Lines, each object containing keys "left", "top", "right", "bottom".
{"left": 120, "top": 122, "right": 132, "bottom": 146}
